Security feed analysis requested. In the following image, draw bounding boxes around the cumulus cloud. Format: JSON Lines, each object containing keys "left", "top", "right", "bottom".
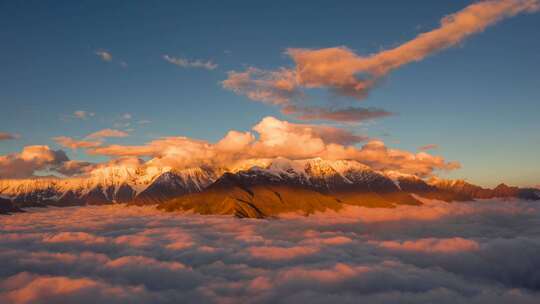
{"left": 95, "top": 50, "right": 112, "bottom": 62}
{"left": 55, "top": 160, "right": 94, "bottom": 176}
{"left": 86, "top": 129, "right": 129, "bottom": 139}
{"left": 0, "top": 146, "right": 69, "bottom": 178}
{"left": 86, "top": 116, "right": 456, "bottom": 176}
{"left": 0, "top": 132, "right": 19, "bottom": 141}
{"left": 222, "top": 0, "right": 539, "bottom": 122}
{"left": 1, "top": 199, "right": 540, "bottom": 303}
{"left": 163, "top": 55, "right": 218, "bottom": 70}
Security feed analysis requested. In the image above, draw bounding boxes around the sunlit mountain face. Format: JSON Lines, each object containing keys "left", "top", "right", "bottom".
{"left": 1, "top": 0, "right": 540, "bottom": 303}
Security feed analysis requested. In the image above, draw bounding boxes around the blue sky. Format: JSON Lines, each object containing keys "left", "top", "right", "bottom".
{"left": 0, "top": 0, "right": 539, "bottom": 187}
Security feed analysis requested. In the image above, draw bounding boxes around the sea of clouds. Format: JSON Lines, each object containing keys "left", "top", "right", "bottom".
{"left": 1, "top": 198, "right": 540, "bottom": 304}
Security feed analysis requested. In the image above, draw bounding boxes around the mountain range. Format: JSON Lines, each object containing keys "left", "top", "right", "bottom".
{"left": 1, "top": 158, "right": 538, "bottom": 217}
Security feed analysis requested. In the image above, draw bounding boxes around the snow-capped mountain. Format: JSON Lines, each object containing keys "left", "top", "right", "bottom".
{"left": 158, "top": 158, "right": 423, "bottom": 218}
{"left": 1, "top": 157, "right": 538, "bottom": 216}
{"left": 221, "top": 157, "right": 401, "bottom": 193}
{"left": 133, "top": 166, "right": 220, "bottom": 204}
{"left": 0, "top": 164, "right": 218, "bottom": 208}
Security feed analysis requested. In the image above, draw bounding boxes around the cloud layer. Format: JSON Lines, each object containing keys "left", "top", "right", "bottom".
{"left": 222, "top": 0, "right": 539, "bottom": 122}
{"left": 1, "top": 198, "right": 540, "bottom": 303}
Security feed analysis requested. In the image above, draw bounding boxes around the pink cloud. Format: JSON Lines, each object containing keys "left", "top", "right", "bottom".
{"left": 0, "top": 272, "right": 148, "bottom": 304}
{"left": 86, "top": 129, "right": 129, "bottom": 139}
{"left": 0, "top": 145, "right": 68, "bottom": 178}
{"left": 53, "top": 136, "right": 101, "bottom": 150}
{"left": 42, "top": 232, "right": 107, "bottom": 245}
{"left": 375, "top": 237, "right": 480, "bottom": 253}
{"left": 0, "top": 132, "right": 19, "bottom": 141}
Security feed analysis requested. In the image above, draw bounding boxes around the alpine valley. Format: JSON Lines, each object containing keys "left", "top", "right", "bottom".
{"left": 1, "top": 158, "right": 538, "bottom": 218}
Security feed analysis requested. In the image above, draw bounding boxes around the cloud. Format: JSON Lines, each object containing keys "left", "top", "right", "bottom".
{"left": 73, "top": 111, "right": 95, "bottom": 120}
{"left": 374, "top": 237, "right": 480, "bottom": 254}
{"left": 248, "top": 245, "right": 319, "bottom": 261}
{"left": 55, "top": 160, "right": 94, "bottom": 176}
{"left": 0, "top": 132, "right": 19, "bottom": 141}
{"left": 284, "top": 105, "right": 394, "bottom": 123}
{"left": 53, "top": 129, "right": 127, "bottom": 152}
{"left": 0, "top": 272, "right": 152, "bottom": 304}
{"left": 86, "top": 129, "right": 129, "bottom": 139}
{"left": 95, "top": 50, "right": 112, "bottom": 62}
{"left": 222, "top": 0, "right": 539, "bottom": 122}
{"left": 0, "top": 146, "right": 69, "bottom": 178}
{"left": 222, "top": 67, "right": 299, "bottom": 106}
{"left": 85, "top": 116, "right": 456, "bottom": 177}
{"left": 418, "top": 144, "right": 439, "bottom": 151}
{"left": 1, "top": 199, "right": 540, "bottom": 303}
{"left": 163, "top": 55, "right": 218, "bottom": 70}
{"left": 53, "top": 136, "right": 101, "bottom": 150}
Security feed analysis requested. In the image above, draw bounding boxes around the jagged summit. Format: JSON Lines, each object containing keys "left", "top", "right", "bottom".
{"left": 0, "top": 157, "right": 538, "bottom": 217}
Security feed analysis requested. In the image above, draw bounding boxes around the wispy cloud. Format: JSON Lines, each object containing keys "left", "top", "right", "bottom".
{"left": 94, "top": 50, "right": 112, "bottom": 62}
{"left": 53, "top": 136, "right": 101, "bottom": 150}
{"left": 73, "top": 110, "right": 95, "bottom": 120}
{"left": 222, "top": 0, "right": 540, "bottom": 122}
{"left": 0, "top": 132, "right": 19, "bottom": 141}
{"left": 86, "top": 129, "right": 129, "bottom": 139}
{"left": 163, "top": 54, "right": 218, "bottom": 70}
{"left": 418, "top": 144, "right": 439, "bottom": 151}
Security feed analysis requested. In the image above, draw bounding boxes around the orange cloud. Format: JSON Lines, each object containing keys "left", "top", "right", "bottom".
{"left": 223, "top": 0, "right": 539, "bottom": 121}
{"left": 418, "top": 144, "right": 439, "bottom": 151}
{"left": 0, "top": 146, "right": 69, "bottom": 178}
{"left": 375, "top": 237, "right": 480, "bottom": 253}
{"left": 86, "top": 128, "right": 129, "bottom": 139}
{"left": 86, "top": 116, "right": 457, "bottom": 177}
{"left": 222, "top": 67, "right": 300, "bottom": 106}
{"left": 53, "top": 136, "right": 101, "bottom": 150}
{"left": 0, "top": 132, "right": 19, "bottom": 141}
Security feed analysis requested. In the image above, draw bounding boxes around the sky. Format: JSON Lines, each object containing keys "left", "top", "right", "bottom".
{"left": 0, "top": 0, "right": 539, "bottom": 187}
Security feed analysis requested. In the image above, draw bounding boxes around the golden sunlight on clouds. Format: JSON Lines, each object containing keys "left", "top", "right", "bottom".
{"left": 222, "top": 0, "right": 539, "bottom": 122}
{"left": 84, "top": 116, "right": 458, "bottom": 177}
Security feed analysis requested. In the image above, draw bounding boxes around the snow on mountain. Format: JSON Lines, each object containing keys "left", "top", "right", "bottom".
{"left": 3, "top": 156, "right": 535, "bottom": 212}
{"left": 225, "top": 157, "right": 396, "bottom": 192}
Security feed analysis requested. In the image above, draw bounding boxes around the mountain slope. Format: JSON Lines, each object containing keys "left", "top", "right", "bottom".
{"left": 158, "top": 158, "right": 422, "bottom": 217}
{"left": 1, "top": 157, "right": 537, "bottom": 217}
